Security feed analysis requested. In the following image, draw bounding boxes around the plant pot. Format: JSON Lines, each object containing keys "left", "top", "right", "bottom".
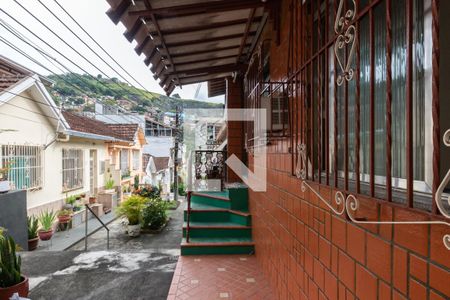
{"left": 58, "top": 215, "right": 71, "bottom": 223}
{"left": 28, "top": 237, "right": 39, "bottom": 251}
{"left": 127, "top": 224, "right": 141, "bottom": 237}
{"left": 0, "top": 276, "right": 29, "bottom": 299}
{"left": 0, "top": 180, "right": 10, "bottom": 193}
{"left": 38, "top": 229, "right": 53, "bottom": 241}
{"left": 89, "top": 197, "right": 97, "bottom": 204}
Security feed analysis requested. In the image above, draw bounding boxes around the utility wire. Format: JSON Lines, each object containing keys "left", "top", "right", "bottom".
{"left": 0, "top": 16, "right": 129, "bottom": 125}
{"left": 14, "top": 0, "right": 161, "bottom": 111}
{"left": 0, "top": 36, "right": 124, "bottom": 125}
{"left": 3, "top": 5, "right": 151, "bottom": 127}
{"left": 52, "top": 0, "right": 165, "bottom": 96}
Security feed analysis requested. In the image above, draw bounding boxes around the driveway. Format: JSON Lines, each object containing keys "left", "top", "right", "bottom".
{"left": 21, "top": 201, "right": 183, "bottom": 300}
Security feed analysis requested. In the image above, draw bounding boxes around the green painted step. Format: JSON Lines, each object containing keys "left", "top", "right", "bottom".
{"left": 183, "top": 210, "right": 251, "bottom": 226}
{"left": 182, "top": 225, "right": 252, "bottom": 239}
{"left": 180, "top": 237, "right": 255, "bottom": 255}
{"left": 191, "top": 192, "right": 231, "bottom": 209}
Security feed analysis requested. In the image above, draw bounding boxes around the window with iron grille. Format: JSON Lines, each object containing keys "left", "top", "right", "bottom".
{"left": 244, "top": 40, "right": 290, "bottom": 150}
{"left": 287, "top": 0, "right": 439, "bottom": 211}
{"left": 132, "top": 150, "right": 140, "bottom": 170}
{"left": 62, "top": 149, "right": 84, "bottom": 191}
{"left": 120, "top": 149, "right": 129, "bottom": 174}
{"left": 0, "top": 145, "right": 43, "bottom": 190}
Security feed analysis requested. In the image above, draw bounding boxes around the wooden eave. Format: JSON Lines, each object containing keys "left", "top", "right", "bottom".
{"left": 106, "top": 0, "right": 269, "bottom": 96}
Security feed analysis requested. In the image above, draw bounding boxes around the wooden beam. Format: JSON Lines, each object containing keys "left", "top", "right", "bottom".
{"left": 237, "top": 9, "right": 256, "bottom": 62}
{"left": 134, "top": 36, "right": 150, "bottom": 55}
{"left": 124, "top": 19, "right": 143, "bottom": 42}
{"left": 149, "top": 17, "right": 262, "bottom": 36}
{"left": 167, "top": 63, "right": 242, "bottom": 77}
{"left": 172, "top": 54, "right": 238, "bottom": 67}
{"left": 129, "top": 0, "right": 266, "bottom": 18}
{"left": 144, "top": 46, "right": 157, "bottom": 66}
{"left": 164, "top": 44, "right": 250, "bottom": 59}
{"left": 157, "top": 32, "right": 256, "bottom": 49}
{"left": 106, "top": 0, "right": 131, "bottom": 25}
{"left": 142, "top": 0, "right": 180, "bottom": 86}
{"left": 179, "top": 74, "right": 229, "bottom": 85}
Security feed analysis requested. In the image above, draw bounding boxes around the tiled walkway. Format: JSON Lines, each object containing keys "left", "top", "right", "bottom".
{"left": 168, "top": 255, "right": 274, "bottom": 300}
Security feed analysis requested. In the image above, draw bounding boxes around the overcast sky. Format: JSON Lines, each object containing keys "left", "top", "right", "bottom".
{"left": 0, "top": 0, "right": 224, "bottom": 103}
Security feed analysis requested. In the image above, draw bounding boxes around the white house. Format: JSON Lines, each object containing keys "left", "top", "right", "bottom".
{"left": 143, "top": 154, "right": 172, "bottom": 197}
{"left": 0, "top": 56, "right": 142, "bottom": 214}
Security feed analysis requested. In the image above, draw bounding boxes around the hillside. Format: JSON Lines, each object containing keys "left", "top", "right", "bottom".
{"left": 46, "top": 73, "right": 223, "bottom": 113}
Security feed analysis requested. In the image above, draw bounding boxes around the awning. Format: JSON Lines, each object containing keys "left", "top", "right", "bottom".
{"left": 106, "top": 0, "right": 269, "bottom": 96}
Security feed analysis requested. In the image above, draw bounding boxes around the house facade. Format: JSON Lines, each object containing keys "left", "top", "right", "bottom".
{"left": 0, "top": 56, "right": 145, "bottom": 214}
{"left": 108, "top": 0, "right": 450, "bottom": 298}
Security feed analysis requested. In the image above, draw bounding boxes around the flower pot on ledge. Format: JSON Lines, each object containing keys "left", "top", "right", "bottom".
{"left": 38, "top": 229, "right": 53, "bottom": 241}
{"left": 28, "top": 237, "right": 39, "bottom": 251}
{"left": 0, "top": 276, "right": 29, "bottom": 299}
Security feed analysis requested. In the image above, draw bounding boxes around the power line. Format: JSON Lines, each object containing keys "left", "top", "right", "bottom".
{"left": 52, "top": 0, "right": 166, "bottom": 97}
{"left": 14, "top": 0, "right": 160, "bottom": 108}
{"left": 0, "top": 18, "right": 127, "bottom": 125}
{"left": 0, "top": 36, "right": 124, "bottom": 125}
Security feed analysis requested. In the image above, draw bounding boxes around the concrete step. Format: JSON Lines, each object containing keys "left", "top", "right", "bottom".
{"left": 180, "top": 237, "right": 255, "bottom": 255}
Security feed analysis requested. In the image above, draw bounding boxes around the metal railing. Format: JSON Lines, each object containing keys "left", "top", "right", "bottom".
{"left": 84, "top": 204, "right": 110, "bottom": 251}
{"left": 184, "top": 150, "right": 227, "bottom": 243}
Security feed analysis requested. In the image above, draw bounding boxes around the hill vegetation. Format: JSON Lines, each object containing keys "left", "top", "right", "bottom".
{"left": 47, "top": 73, "right": 223, "bottom": 113}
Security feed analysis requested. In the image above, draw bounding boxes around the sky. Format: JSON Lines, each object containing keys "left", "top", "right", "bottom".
{"left": 0, "top": 0, "right": 224, "bottom": 103}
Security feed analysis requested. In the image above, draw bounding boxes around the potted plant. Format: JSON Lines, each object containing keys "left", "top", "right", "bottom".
{"left": 116, "top": 195, "right": 146, "bottom": 237}
{"left": 57, "top": 209, "right": 72, "bottom": 224}
{"left": 38, "top": 210, "right": 56, "bottom": 241}
{"left": 104, "top": 178, "right": 115, "bottom": 193}
{"left": 142, "top": 198, "right": 169, "bottom": 231}
{"left": 0, "top": 161, "right": 12, "bottom": 193}
{"left": 89, "top": 196, "right": 97, "bottom": 204}
{"left": 0, "top": 231, "right": 29, "bottom": 299}
{"left": 27, "top": 216, "right": 39, "bottom": 251}
{"left": 64, "top": 194, "right": 76, "bottom": 210}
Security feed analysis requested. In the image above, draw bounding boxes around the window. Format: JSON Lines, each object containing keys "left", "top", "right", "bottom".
{"left": 120, "top": 149, "right": 129, "bottom": 174}
{"left": 133, "top": 150, "right": 140, "bottom": 170}
{"left": 1, "top": 145, "right": 43, "bottom": 190}
{"left": 289, "top": 0, "right": 435, "bottom": 209}
{"left": 62, "top": 149, "right": 84, "bottom": 191}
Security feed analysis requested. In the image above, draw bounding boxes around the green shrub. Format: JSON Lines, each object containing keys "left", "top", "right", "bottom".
{"left": 170, "top": 182, "right": 187, "bottom": 196}
{"left": 38, "top": 210, "right": 56, "bottom": 231}
{"left": 27, "top": 216, "right": 39, "bottom": 239}
{"left": 133, "top": 185, "right": 160, "bottom": 199}
{"left": 142, "top": 198, "right": 169, "bottom": 230}
{"left": 0, "top": 232, "right": 22, "bottom": 288}
{"left": 116, "top": 195, "right": 146, "bottom": 225}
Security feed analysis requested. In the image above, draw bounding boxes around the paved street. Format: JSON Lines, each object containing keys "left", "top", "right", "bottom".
{"left": 20, "top": 201, "right": 183, "bottom": 300}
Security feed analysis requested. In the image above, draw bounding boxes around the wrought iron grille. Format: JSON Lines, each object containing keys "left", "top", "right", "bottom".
{"left": 194, "top": 150, "right": 226, "bottom": 191}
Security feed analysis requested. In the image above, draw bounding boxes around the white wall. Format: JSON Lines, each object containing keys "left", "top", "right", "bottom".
{"left": 0, "top": 91, "right": 108, "bottom": 212}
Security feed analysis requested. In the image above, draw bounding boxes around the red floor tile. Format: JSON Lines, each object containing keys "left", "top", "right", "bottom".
{"left": 168, "top": 255, "right": 275, "bottom": 300}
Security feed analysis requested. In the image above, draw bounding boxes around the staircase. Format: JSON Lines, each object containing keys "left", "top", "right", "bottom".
{"left": 181, "top": 184, "right": 255, "bottom": 255}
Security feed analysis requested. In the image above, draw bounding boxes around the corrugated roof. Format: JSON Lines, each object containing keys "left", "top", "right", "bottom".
{"left": 106, "top": 0, "right": 269, "bottom": 96}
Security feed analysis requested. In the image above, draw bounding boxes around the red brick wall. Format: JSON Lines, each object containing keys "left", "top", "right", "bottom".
{"left": 225, "top": 0, "right": 450, "bottom": 299}
{"left": 226, "top": 78, "right": 244, "bottom": 183}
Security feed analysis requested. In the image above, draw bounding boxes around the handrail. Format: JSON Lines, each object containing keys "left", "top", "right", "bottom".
{"left": 84, "top": 204, "right": 110, "bottom": 251}
{"left": 186, "top": 191, "right": 192, "bottom": 243}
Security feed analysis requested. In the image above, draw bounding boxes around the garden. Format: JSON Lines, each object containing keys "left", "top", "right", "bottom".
{"left": 116, "top": 185, "right": 173, "bottom": 237}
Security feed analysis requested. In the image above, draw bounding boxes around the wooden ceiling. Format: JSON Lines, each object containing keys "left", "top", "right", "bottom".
{"left": 106, "top": 0, "right": 269, "bottom": 96}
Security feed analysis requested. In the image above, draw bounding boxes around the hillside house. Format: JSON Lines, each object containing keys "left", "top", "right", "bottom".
{"left": 0, "top": 56, "right": 145, "bottom": 214}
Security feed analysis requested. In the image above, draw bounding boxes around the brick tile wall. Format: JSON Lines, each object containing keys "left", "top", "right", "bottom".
{"left": 224, "top": 1, "right": 450, "bottom": 299}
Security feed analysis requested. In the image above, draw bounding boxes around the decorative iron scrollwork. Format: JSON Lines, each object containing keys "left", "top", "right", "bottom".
{"left": 299, "top": 131, "right": 450, "bottom": 250}
{"left": 334, "top": 0, "right": 357, "bottom": 86}
{"left": 295, "top": 143, "right": 306, "bottom": 180}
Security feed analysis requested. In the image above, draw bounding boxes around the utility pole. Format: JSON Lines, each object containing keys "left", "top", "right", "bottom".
{"left": 173, "top": 106, "right": 180, "bottom": 202}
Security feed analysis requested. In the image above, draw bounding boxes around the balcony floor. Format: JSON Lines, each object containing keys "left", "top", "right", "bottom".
{"left": 168, "top": 255, "right": 274, "bottom": 300}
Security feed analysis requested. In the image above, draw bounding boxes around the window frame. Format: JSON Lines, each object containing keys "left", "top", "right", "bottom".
{"left": 62, "top": 148, "right": 84, "bottom": 192}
